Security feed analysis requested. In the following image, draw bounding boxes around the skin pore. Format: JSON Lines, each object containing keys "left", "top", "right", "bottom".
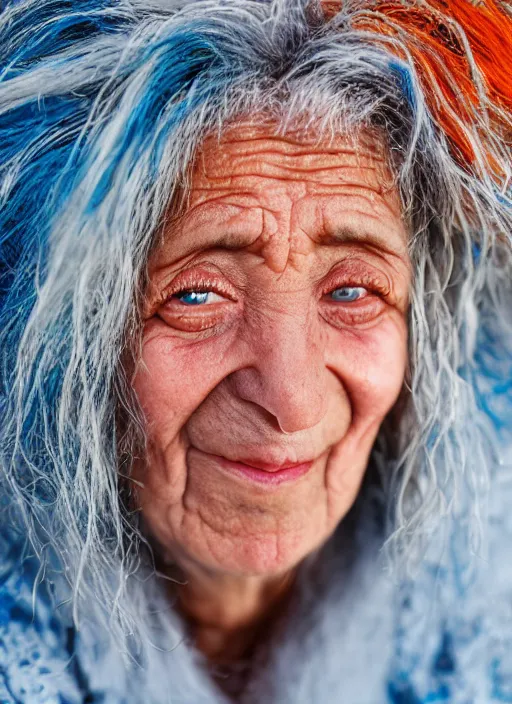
{"left": 132, "top": 123, "right": 411, "bottom": 672}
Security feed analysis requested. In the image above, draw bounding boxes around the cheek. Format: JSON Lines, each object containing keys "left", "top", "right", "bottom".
{"left": 131, "top": 320, "right": 231, "bottom": 438}
{"left": 329, "top": 315, "right": 408, "bottom": 431}
{"left": 322, "top": 315, "right": 407, "bottom": 515}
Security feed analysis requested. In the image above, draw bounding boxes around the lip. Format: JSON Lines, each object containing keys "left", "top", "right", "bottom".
{"left": 214, "top": 454, "right": 315, "bottom": 487}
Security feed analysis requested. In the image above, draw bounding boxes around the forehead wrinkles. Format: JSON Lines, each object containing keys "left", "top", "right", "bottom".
{"left": 161, "top": 127, "right": 406, "bottom": 274}
{"left": 191, "top": 134, "right": 395, "bottom": 194}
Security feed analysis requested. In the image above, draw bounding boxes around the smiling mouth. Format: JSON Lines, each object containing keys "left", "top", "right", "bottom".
{"left": 203, "top": 452, "right": 315, "bottom": 487}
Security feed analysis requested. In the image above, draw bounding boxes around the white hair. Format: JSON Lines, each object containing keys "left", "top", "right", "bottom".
{"left": 0, "top": 0, "right": 510, "bottom": 657}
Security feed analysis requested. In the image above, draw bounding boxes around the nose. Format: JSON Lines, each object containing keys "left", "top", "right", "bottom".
{"left": 229, "top": 312, "right": 330, "bottom": 434}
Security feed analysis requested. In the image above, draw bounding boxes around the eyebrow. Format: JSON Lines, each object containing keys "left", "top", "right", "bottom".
{"left": 193, "top": 226, "right": 408, "bottom": 259}
{"left": 160, "top": 218, "right": 408, "bottom": 264}
{"left": 320, "top": 226, "right": 408, "bottom": 259}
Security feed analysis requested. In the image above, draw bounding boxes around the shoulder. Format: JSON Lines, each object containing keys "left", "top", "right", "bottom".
{"left": 0, "top": 531, "right": 86, "bottom": 703}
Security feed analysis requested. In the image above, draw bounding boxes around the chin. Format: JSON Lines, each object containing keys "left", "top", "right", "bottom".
{"left": 185, "top": 518, "right": 329, "bottom": 578}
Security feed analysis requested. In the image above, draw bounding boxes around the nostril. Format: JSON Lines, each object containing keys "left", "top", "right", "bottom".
{"left": 229, "top": 358, "right": 329, "bottom": 434}
{"left": 277, "top": 419, "right": 293, "bottom": 436}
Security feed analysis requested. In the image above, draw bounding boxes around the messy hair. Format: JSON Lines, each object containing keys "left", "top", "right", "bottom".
{"left": 0, "top": 0, "right": 511, "bottom": 649}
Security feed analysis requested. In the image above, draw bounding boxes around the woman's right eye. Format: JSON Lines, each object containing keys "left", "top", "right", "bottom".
{"left": 157, "top": 283, "right": 235, "bottom": 333}
{"left": 173, "top": 290, "right": 226, "bottom": 306}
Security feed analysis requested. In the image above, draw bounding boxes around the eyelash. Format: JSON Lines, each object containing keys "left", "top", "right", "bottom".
{"left": 154, "top": 270, "right": 391, "bottom": 334}
{"left": 168, "top": 285, "right": 374, "bottom": 305}
{"left": 161, "top": 274, "right": 388, "bottom": 304}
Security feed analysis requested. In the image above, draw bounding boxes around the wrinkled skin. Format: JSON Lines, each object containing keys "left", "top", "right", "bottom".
{"left": 132, "top": 123, "right": 410, "bottom": 660}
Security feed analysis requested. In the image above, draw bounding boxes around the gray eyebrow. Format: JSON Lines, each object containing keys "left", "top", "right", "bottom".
{"left": 321, "top": 226, "right": 408, "bottom": 259}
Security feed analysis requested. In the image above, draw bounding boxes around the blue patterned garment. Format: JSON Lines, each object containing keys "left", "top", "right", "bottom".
{"left": 0, "top": 541, "right": 84, "bottom": 703}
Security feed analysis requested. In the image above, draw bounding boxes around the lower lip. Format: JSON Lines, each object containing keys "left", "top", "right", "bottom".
{"left": 216, "top": 456, "right": 314, "bottom": 486}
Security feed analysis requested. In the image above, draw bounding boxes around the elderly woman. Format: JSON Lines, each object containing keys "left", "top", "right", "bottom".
{"left": 0, "top": 0, "right": 511, "bottom": 701}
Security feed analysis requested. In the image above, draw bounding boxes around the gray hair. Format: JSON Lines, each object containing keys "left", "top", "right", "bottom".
{"left": 0, "top": 0, "right": 510, "bottom": 651}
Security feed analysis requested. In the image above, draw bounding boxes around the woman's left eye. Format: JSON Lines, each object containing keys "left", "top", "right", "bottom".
{"left": 328, "top": 286, "right": 368, "bottom": 302}
{"left": 173, "top": 290, "right": 226, "bottom": 306}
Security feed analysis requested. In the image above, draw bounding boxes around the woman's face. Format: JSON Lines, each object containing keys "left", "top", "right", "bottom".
{"left": 132, "top": 124, "right": 411, "bottom": 577}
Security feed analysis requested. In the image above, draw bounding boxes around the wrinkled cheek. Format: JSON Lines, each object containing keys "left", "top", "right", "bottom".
{"left": 341, "top": 319, "right": 408, "bottom": 430}
{"left": 324, "top": 319, "right": 407, "bottom": 500}
{"left": 131, "top": 328, "right": 214, "bottom": 439}
{"left": 129, "top": 335, "right": 204, "bottom": 500}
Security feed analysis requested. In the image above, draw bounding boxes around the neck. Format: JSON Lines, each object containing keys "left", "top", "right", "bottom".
{"left": 172, "top": 561, "right": 296, "bottom": 664}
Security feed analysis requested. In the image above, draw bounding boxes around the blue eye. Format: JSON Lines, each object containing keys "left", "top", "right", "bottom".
{"left": 174, "top": 290, "right": 224, "bottom": 306}
{"left": 176, "top": 291, "right": 210, "bottom": 305}
{"left": 329, "top": 286, "right": 367, "bottom": 302}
